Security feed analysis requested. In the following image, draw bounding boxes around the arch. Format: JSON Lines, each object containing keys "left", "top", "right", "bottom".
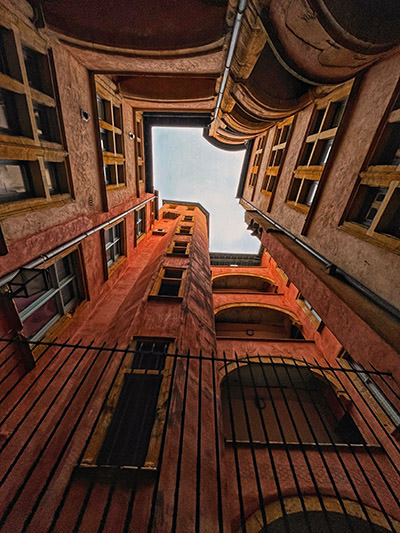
{"left": 220, "top": 360, "right": 362, "bottom": 445}
{"left": 214, "top": 303, "right": 303, "bottom": 340}
{"left": 243, "top": 496, "right": 399, "bottom": 532}
{"left": 212, "top": 273, "right": 277, "bottom": 293}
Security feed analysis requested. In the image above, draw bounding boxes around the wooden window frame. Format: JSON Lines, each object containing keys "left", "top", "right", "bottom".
{"left": 296, "top": 292, "right": 323, "bottom": 330}
{"left": 79, "top": 337, "right": 176, "bottom": 475}
{"left": 286, "top": 85, "right": 351, "bottom": 214}
{"left": 149, "top": 266, "right": 186, "bottom": 300}
{"left": 167, "top": 240, "right": 191, "bottom": 256}
{"left": 341, "top": 88, "right": 400, "bottom": 254}
{"left": 248, "top": 133, "right": 267, "bottom": 189}
{"left": 176, "top": 224, "right": 193, "bottom": 236}
{"left": 261, "top": 115, "right": 295, "bottom": 211}
{"left": 102, "top": 219, "right": 126, "bottom": 278}
{"left": 134, "top": 110, "right": 145, "bottom": 184}
{"left": 95, "top": 78, "right": 125, "bottom": 190}
{"left": 0, "top": 15, "right": 72, "bottom": 218}
{"left": 182, "top": 215, "right": 193, "bottom": 222}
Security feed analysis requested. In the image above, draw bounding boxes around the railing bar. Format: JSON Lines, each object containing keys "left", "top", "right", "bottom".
{"left": 147, "top": 350, "right": 179, "bottom": 532}
{"left": 0, "top": 338, "right": 13, "bottom": 354}
{"left": 222, "top": 350, "right": 247, "bottom": 532}
{"left": 233, "top": 350, "right": 268, "bottom": 529}
{"left": 171, "top": 349, "right": 191, "bottom": 532}
{"left": 122, "top": 486, "right": 136, "bottom": 533}
{"left": 211, "top": 350, "right": 224, "bottom": 533}
{"left": 195, "top": 350, "right": 202, "bottom": 533}
{"left": 0, "top": 339, "right": 93, "bottom": 480}
{"left": 267, "top": 355, "right": 335, "bottom": 533}
{"left": 19, "top": 342, "right": 114, "bottom": 532}
{"left": 244, "top": 353, "right": 290, "bottom": 533}
{"left": 290, "top": 357, "right": 366, "bottom": 532}
{"left": 368, "top": 361, "right": 400, "bottom": 405}
{"left": 320, "top": 356, "right": 399, "bottom": 532}
{"left": 256, "top": 353, "right": 311, "bottom": 532}
{"left": 97, "top": 483, "right": 116, "bottom": 533}
{"left": 0, "top": 338, "right": 391, "bottom": 374}
{"left": 71, "top": 481, "right": 95, "bottom": 533}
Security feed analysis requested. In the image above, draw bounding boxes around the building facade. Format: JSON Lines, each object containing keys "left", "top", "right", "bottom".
{"left": 0, "top": 0, "right": 400, "bottom": 531}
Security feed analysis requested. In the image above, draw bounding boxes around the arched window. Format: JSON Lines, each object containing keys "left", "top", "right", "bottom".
{"left": 212, "top": 274, "right": 276, "bottom": 293}
{"left": 215, "top": 305, "right": 304, "bottom": 339}
{"left": 221, "top": 361, "right": 364, "bottom": 445}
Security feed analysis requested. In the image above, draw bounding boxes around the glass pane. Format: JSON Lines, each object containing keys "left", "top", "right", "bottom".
{"left": 99, "top": 128, "right": 109, "bottom": 151}
{"left": 97, "top": 96, "right": 106, "bottom": 121}
{"left": 55, "top": 257, "right": 71, "bottom": 281}
{"left": 104, "top": 228, "right": 113, "bottom": 245}
{"left": 114, "top": 240, "right": 121, "bottom": 260}
{"left": 164, "top": 268, "right": 183, "bottom": 279}
{"left": 113, "top": 223, "right": 121, "bottom": 240}
{"left": 0, "top": 89, "right": 19, "bottom": 135}
{"left": 0, "top": 161, "right": 32, "bottom": 203}
{"left": 44, "top": 162, "right": 61, "bottom": 195}
{"left": 21, "top": 295, "right": 58, "bottom": 338}
{"left": 313, "top": 138, "right": 334, "bottom": 166}
{"left": 103, "top": 165, "right": 112, "bottom": 185}
{"left": 310, "top": 108, "right": 325, "bottom": 134}
{"left": 328, "top": 99, "right": 346, "bottom": 129}
{"left": 13, "top": 272, "right": 47, "bottom": 311}
{"left": 23, "top": 46, "right": 47, "bottom": 93}
{"left": 33, "top": 102, "right": 51, "bottom": 140}
{"left": 61, "top": 282, "right": 75, "bottom": 306}
{"left": 304, "top": 180, "right": 319, "bottom": 206}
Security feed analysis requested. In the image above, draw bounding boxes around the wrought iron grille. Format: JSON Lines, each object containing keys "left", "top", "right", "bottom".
{"left": 1, "top": 336, "right": 400, "bottom": 532}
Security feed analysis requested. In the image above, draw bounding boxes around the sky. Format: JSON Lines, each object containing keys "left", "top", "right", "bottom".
{"left": 152, "top": 127, "right": 260, "bottom": 253}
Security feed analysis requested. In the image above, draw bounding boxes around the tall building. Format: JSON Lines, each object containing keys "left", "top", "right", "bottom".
{"left": 0, "top": 0, "right": 399, "bottom": 532}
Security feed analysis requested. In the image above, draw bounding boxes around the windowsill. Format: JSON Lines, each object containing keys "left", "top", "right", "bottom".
{"left": 261, "top": 190, "right": 272, "bottom": 197}
{"left": 136, "top": 233, "right": 146, "bottom": 245}
{"left": 107, "top": 255, "right": 126, "bottom": 278}
{"left": 0, "top": 194, "right": 72, "bottom": 219}
{"left": 340, "top": 222, "right": 400, "bottom": 254}
{"left": 75, "top": 463, "right": 157, "bottom": 483}
{"left": 167, "top": 253, "right": 189, "bottom": 257}
{"left": 106, "top": 183, "right": 126, "bottom": 191}
{"left": 285, "top": 201, "right": 310, "bottom": 215}
{"left": 216, "top": 336, "right": 314, "bottom": 342}
{"left": 148, "top": 294, "right": 183, "bottom": 302}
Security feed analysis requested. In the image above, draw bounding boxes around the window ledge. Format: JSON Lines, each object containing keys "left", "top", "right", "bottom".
{"left": 340, "top": 222, "right": 400, "bottom": 255}
{"left": 261, "top": 190, "right": 272, "bottom": 197}
{"left": 0, "top": 194, "right": 72, "bottom": 219}
{"left": 106, "top": 183, "right": 126, "bottom": 192}
{"left": 224, "top": 439, "right": 382, "bottom": 451}
{"left": 107, "top": 255, "right": 126, "bottom": 278}
{"left": 148, "top": 294, "right": 183, "bottom": 302}
{"left": 136, "top": 233, "right": 146, "bottom": 245}
{"left": 216, "top": 336, "right": 314, "bottom": 342}
{"left": 285, "top": 201, "right": 309, "bottom": 215}
{"left": 74, "top": 463, "right": 157, "bottom": 483}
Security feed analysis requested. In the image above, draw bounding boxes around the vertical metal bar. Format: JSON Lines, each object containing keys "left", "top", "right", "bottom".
{"left": 367, "top": 362, "right": 400, "bottom": 408}
{"left": 243, "top": 353, "right": 290, "bottom": 533}
{"left": 171, "top": 349, "right": 191, "bottom": 532}
{"left": 232, "top": 351, "right": 268, "bottom": 530}
{"left": 287, "top": 357, "right": 362, "bottom": 532}
{"left": 318, "top": 356, "right": 398, "bottom": 532}
{"left": 221, "top": 350, "right": 247, "bottom": 532}
{"left": 147, "top": 350, "right": 179, "bottom": 532}
{"left": 211, "top": 350, "right": 224, "bottom": 533}
{"left": 195, "top": 350, "right": 202, "bottom": 533}
{"left": 266, "top": 357, "right": 335, "bottom": 533}
{"left": 255, "top": 354, "right": 312, "bottom": 533}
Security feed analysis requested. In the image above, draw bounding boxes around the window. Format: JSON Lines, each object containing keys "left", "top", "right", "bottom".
{"left": 182, "top": 215, "right": 193, "bottom": 222}
{"left": 187, "top": 206, "right": 195, "bottom": 211}
{"left": 0, "top": 22, "right": 69, "bottom": 213}
{"left": 296, "top": 293, "right": 322, "bottom": 328}
{"left": 150, "top": 198, "right": 156, "bottom": 226}
{"left": 95, "top": 79, "right": 124, "bottom": 187}
{"left": 287, "top": 94, "right": 348, "bottom": 212}
{"left": 10, "top": 251, "right": 81, "bottom": 341}
{"left": 261, "top": 116, "right": 294, "bottom": 207}
{"left": 343, "top": 91, "right": 400, "bottom": 250}
{"left": 150, "top": 267, "right": 186, "bottom": 299}
{"left": 134, "top": 110, "right": 145, "bottom": 183}
{"left": 167, "top": 240, "right": 190, "bottom": 256}
{"left": 104, "top": 222, "right": 123, "bottom": 268}
{"left": 81, "top": 338, "right": 172, "bottom": 469}
{"left": 176, "top": 224, "right": 193, "bottom": 235}
{"left": 248, "top": 134, "right": 267, "bottom": 188}
{"left": 135, "top": 206, "right": 146, "bottom": 242}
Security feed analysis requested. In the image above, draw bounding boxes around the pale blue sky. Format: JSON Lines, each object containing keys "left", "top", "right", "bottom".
{"left": 152, "top": 127, "right": 259, "bottom": 253}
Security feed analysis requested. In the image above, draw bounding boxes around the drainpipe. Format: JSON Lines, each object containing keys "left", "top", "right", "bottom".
{"left": 214, "top": 0, "right": 248, "bottom": 120}
{"left": 0, "top": 196, "right": 154, "bottom": 287}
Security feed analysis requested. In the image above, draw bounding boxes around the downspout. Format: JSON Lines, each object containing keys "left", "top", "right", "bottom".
{"left": 213, "top": 0, "right": 248, "bottom": 120}
{"left": 0, "top": 196, "right": 154, "bottom": 287}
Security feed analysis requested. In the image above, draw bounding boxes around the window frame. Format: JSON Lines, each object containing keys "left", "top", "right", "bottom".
{"left": 134, "top": 110, "right": 145, "bottom": 186}
{"left": 0, "top": 18, "right": 71, "bottom": 216}
{"left": 260, "top": 115, "right": 295, "bottom": 211}
{"left": 135, "top": 205, "right": 147, "bottom": 245}
{"left": 176, "top": 224, "right": 193, "bottom": 236}
{"left": 167, "top": 240, "right": 191, "bottom": 256}
{"left": 286, "top": 85, "right": 351, "bottom": 214}
{"left": 102, "top": 220, "right": 126, "bottom": 277}
{"left": 95, "top": 78, "right": 125, "bottom": 190}
{"left": 341, "top": 86, "right": 400, "bottom": 253}
{"left": 149, "top": 266, "right": 187, "bottom": 300}
{"left": 79, "top": 337, "right": 176, "bottom": 472}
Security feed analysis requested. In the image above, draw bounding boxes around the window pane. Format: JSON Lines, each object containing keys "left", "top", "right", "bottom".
{"left": 99, "top": 128, "right": 109, "bottom": 151}
{"left": 97, "top": 96, "right": 106, "bottom": 121}
{"left": 103, "top": 164, "right": 112, "bottom": 185}
{"left": 21, "top": 295, "right": 59, "bottom": 338}
{"left": 0, "top": 161, "right": 33, "bottom": 203}
{"left": 13, "top": 271, "right": 48, "bottom": 311}
{"left": 376, "top": 188, "right": 400, "bottom": 238}
{"left": 159, "top": 279, "right": 180, "bottom": 296}
{"left": 33, "top": 102, "right": 58, "bottom": 142}
{"left": 310, "top": 108, "right": 325, "bottom": 134}
{"left": 328, "top": 99, "right": 346, "bottom": 129}
{"left": 61, "top": 282, "right": 75, "bottom": 307}
{"left": 354, "top": 186, "right": 388, "bottom": 228}
{"left": 371, "top": 122, "right": 400, "bottom": 166}
{"left": 44, "top": 162, "right": 61, "bottom": 195}
{"left": 164, "top": 268, "right": 183, "bottom": 279}
{"left": 23, "top": 46, "right": 52, "bottom": 95}
{"left": 0, "top": 88, "right": 20, "bottom": 135}
{"left": 55, "top": 257, "right": 72, "bottom": 281}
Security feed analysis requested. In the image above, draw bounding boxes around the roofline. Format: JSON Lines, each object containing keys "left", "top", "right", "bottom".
{"left": 162, "top": 199, "right": 210, "bottom": 235}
